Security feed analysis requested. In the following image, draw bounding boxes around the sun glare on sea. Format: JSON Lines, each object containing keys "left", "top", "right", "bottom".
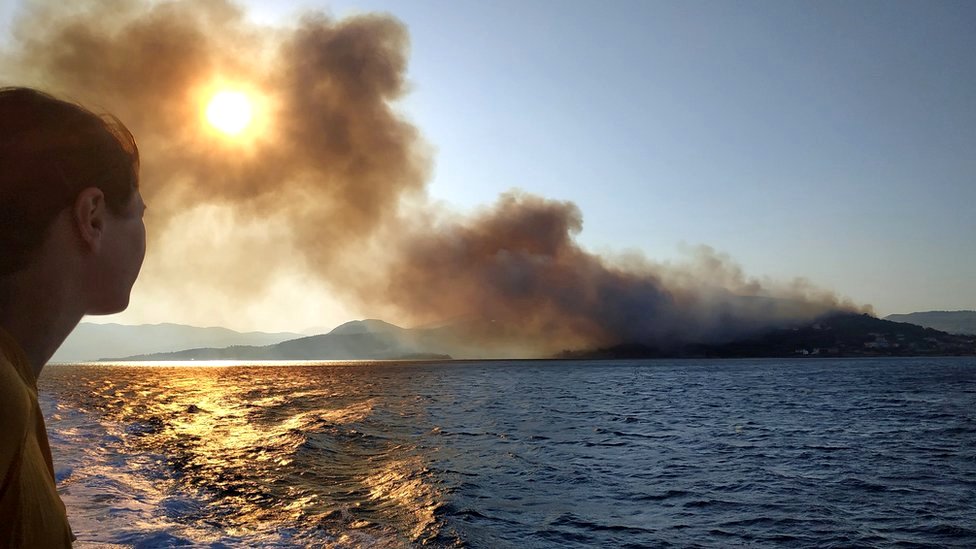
{"left": 205, "top": 90, "right": 253, "bottom": 136}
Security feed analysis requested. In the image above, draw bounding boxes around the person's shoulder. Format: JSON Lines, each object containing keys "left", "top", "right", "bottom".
{"left": 0, "top": 348, "right": 33, "bottom": 473}
{"left": 0, "top": 339, "right": 33, "bottom": 415}
{"left": 0, "top": 327, "right": 35, "bottom": 386}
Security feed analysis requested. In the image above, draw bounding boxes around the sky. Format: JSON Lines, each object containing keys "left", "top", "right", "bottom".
{"left": 264, "top": 0, "right": 976, "bottom": 316}
{"left": 2, "top": 0, "right": 974, "bottom": 332}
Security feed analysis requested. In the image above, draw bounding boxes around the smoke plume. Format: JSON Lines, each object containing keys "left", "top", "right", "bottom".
{"left": 1, "top": 0, "right": 868, "bottom": 356}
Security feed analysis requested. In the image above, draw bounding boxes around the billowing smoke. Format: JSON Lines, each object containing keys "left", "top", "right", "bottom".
{"left": 1, "top": 0, "right": 868, "bottom": 356}
{"left": 375, "top": 192, "right": 867, "bottom": 354}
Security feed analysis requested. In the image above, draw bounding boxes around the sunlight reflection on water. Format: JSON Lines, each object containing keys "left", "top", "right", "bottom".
{"left": 45, "top": 363, "right": 444, "bottom": 547}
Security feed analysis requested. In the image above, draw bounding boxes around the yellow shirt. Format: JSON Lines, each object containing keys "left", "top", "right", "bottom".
{"left": 0, "top": 327, "right": 73, "bottom": 548}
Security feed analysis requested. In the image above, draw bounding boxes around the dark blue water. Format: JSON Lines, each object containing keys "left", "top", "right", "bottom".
{"left": 40, "top": 357, "right": 976, "bottom": 547}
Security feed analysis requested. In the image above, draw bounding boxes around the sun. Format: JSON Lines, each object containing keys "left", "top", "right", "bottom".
{"left": 205, "top": 90, "right": 253, "bottom": 136}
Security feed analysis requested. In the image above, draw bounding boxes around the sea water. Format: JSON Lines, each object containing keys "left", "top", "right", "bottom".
{"left": 39, "top": 357, "right": 976, "bottom": 548}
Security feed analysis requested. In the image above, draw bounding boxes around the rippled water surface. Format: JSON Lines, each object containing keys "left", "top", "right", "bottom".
{"left": 39, "top": 357, "right": 976, "bottom": 548}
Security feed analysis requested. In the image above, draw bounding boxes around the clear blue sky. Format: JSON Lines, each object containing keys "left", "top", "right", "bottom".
{"left": 4, "top": 0, "right": 975, "bottom": 317}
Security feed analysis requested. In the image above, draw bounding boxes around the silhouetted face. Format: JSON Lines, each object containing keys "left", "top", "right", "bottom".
{"left": 88, "top": 189, "right": 147, "bottom": 315}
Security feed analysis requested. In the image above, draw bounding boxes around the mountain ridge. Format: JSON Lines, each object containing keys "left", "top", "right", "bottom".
{"left": 52, "top": 322, "right": 305, "bottom": 362}
{"left": 884, "top": 310, "right": 976, "bottom": 335}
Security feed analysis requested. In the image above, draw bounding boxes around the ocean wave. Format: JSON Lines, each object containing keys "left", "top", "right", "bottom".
{"left": 39, "top": 357, "right": 976, "bottom": 548}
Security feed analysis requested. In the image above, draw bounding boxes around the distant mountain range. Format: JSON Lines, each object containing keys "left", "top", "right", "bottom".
{"left": 112, "top": 319, "right": 453, "bottom": 361}
{"left": 55, "top": 309, "right": 976, "bottom": 363}
{"left": 96, "top": 313, "right": 976, "bottom": 362}
{"left": 52, "top": 323, "right": 303, "bottom": 362}
{"left": 884, "top": 311, "right": 976, "bottom": 335}
{"left": 105, "top": 318, "right": 538, "bottom": 361}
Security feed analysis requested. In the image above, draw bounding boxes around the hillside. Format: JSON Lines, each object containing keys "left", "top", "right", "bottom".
{"left": 884, "top": 311, "right": 976, "bottom": 335}
{"left": 560, "top": 313, "right": 976, "bottom": 359}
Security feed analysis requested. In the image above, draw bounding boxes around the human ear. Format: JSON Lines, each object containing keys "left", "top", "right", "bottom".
{"left": 73, "top": 187, "right": 106, "bottom": 252}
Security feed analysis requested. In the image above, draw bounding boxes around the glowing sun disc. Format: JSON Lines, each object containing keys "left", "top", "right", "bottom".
{"left": 205, "top": 90, "right": 253, "bottom": 136}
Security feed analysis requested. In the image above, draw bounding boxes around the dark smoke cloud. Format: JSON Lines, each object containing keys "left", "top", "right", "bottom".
{"left": 1, "top": 0, "right": 868, "bottom": 355}
{"left": 377, "top": 192, "right": 867, "bottom": 355}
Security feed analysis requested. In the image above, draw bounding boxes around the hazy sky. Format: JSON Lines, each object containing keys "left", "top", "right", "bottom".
{"left": 3, "top": 0, "right": 974, "bottom": 330}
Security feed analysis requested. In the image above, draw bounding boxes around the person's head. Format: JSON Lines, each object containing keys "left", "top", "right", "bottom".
{"left": 0, "top": 87, "right": 146, "bottom": 314}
